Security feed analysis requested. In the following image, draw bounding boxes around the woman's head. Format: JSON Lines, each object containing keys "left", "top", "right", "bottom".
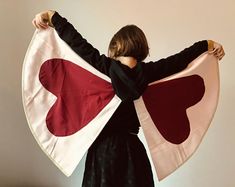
{"left": 108, "top": 25, "right": 149, "bottom": 62}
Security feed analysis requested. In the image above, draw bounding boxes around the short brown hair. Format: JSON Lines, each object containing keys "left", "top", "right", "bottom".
{"left": 108, "top": 25, "right": 149, "bottom": 62}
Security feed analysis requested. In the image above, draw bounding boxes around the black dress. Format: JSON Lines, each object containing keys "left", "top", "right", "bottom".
{"left": 51, "top": 12, "right": 208, "bottom": 187}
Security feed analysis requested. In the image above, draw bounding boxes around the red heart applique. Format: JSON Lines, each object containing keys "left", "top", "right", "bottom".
{"left": 142, "top": 75, "right": 205, "bottom": 144}
{"left": 39, "top": 58, "right": 115, "bottom": 137}
{"left": 39, "top": 59, "right": 205, "bottom": 143}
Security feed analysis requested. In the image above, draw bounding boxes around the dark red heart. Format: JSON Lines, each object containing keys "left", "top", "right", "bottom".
{"left": 142, "top": 75, "right": 205, "bottom": 144}
{"left": 39, "top": 58, "right": 115, "bottom": 136}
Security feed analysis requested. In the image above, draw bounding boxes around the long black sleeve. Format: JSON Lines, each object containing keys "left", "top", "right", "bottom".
{"left": 51, "top": 12, "right": 208, "bottom": 87}
{"left": 51, "top": 12, "right": 111, "bottom": 76}
{"left": 144, "top": 41, "right": 208, "bottom": 83}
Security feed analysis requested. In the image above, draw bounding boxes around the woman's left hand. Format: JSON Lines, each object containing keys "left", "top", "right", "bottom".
{"left": 208, "top": 40, "right": 225, "bottom": 60}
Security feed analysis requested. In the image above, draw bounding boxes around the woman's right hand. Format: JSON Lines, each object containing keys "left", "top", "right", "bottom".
{"left": 32, "top": 10, "right": 55, "bottom": 29}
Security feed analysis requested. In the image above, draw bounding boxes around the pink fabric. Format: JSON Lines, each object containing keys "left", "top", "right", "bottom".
{"left": 22, "top": 28, "right": 219, "bottom": 180}
{"left": 135, "top": 53, "right": 219, "bottom": 180}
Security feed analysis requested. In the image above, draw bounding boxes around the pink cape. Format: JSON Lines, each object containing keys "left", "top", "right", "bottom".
{"left": 22, "top": 28, "right": 219, "bottom": 180}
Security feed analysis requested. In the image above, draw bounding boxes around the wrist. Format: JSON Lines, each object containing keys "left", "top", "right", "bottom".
{"left": 207, "top": 40, "right": 214, "bottom": 51}
{"left": 47, "top": 10, "right": 55, "bottom": 27}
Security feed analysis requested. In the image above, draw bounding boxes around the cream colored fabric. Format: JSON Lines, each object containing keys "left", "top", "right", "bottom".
{"left": 22, "top": 28, "right": 121, "bottom": 176}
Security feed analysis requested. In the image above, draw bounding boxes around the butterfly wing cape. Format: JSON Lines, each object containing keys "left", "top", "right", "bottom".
{"left": 22, "top": 28, "right": 219, "bottom": 180}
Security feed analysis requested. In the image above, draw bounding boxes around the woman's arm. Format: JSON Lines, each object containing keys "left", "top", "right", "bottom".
{"left": 144, "top": 40, "right": 224, "bottom": 83}
{"left": 32, "top": 11, "right": 111, "bottom": 76}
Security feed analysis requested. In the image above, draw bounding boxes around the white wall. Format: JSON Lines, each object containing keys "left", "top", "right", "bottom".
{"left": 0, "top": 0, "right": 234, "bottom": 186}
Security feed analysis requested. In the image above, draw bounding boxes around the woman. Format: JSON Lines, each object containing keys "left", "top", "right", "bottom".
{"left": 32, "top": 10, "right": 225, "bottom": 187}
